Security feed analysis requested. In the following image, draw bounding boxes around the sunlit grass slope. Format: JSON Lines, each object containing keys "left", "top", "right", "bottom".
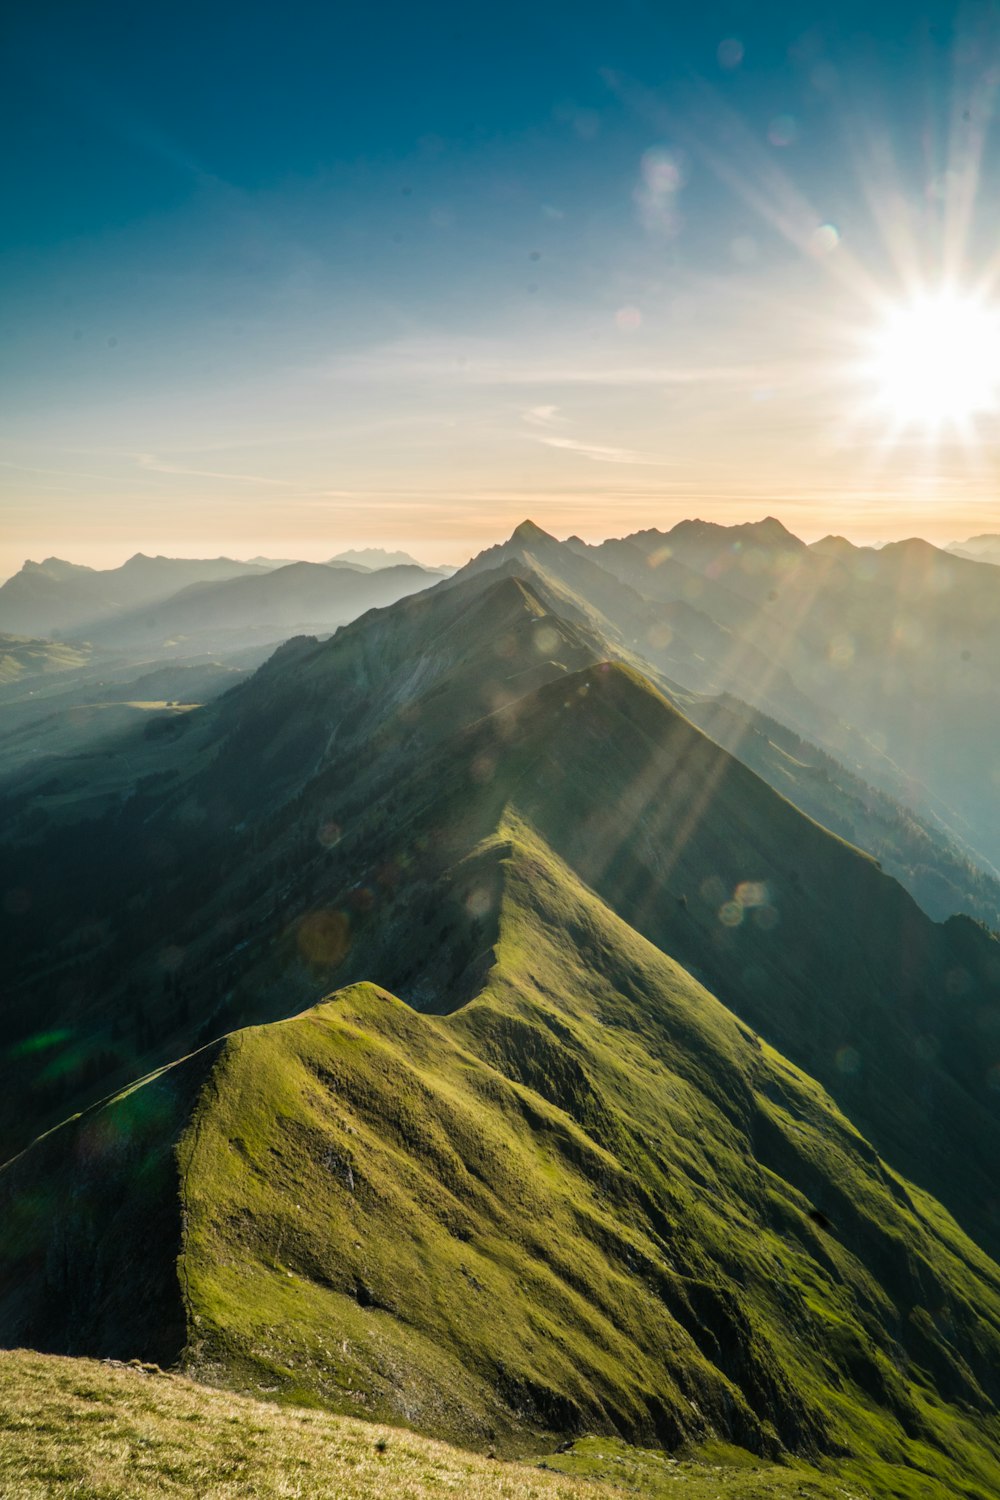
{"left": 0, "top": 1348, "right": 623, "bottom": 1500}
{"left": 4, "top": 812, "right": 1000, "bottom": 1495}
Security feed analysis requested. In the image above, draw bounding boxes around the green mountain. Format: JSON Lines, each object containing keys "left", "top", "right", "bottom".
{"left": 3, "top": 550, "right": 1000, "bottom": 1495}
{"left": 4, "top": 758, "right": 1000, "bottom": 1491}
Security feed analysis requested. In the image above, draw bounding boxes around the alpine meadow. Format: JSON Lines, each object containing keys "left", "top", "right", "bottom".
{"left": 4, "top": 3, "right": 1000, "bottom": 1498}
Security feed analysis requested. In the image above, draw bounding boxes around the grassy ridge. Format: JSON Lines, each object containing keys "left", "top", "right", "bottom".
{"left": 5, "top": 817, "right": 1000, "bottom": 1494}
{"left": 3, "top": 589, "right": 1000, "bottom": 1498}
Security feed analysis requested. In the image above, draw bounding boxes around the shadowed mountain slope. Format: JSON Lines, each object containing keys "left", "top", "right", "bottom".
{"left": 669, "top": 688, "right": 1000, "bottom": 931}
{"left": 449, "top": 526, "right": 973, "bottom": 865}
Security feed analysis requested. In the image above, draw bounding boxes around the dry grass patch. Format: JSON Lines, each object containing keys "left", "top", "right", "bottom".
{"left": 0, "top": 1349, "right": 623, "bottom": 1500}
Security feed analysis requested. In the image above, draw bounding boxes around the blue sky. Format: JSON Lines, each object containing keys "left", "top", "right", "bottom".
{"left": 3, "top": 0, "right": 1000, "bottom": 573}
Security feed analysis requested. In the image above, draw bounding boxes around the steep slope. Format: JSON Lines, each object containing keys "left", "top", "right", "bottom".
{"left": 0, "top": 571, "right": 608, "bottom": 1150}
{"left": 450, "top": 523, "right": 826, "bottom": 741}
{"left": 668, "top": 687, "right": 1000, "bottom": 931}
{"left": 490, "top": 666, "right": 1000, "bottom": 1258}
{"left": 4, "top": 819, "right": 1000, "bottom": 1496}
{"left": 455, "top": 529, "right": 1000, "bottom": 904}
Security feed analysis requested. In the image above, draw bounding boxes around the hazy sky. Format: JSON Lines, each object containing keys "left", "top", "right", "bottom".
{"left": 3, "top": 0, "right": 1000, "bottom": 578}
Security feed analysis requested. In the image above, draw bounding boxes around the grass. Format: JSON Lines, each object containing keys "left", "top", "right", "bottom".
{"left": 0, "top": 1348, "right": 625, "bottom": 1499}
{"left": 535, "top": 1435, "right": 871, "bottom": 1498}
{"left": 6, "top": 814, "right": 1000, "bottom": 1494}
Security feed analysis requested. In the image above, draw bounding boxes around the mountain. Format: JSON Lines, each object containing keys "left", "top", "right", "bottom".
{"left": 3, "top": 632, "right": 1000, "bottom": 1489}
{"left": 947, "top": 534, "right": 1000, "bottom": 568}
{"left": 0, "top": 555, "right": 272, "bottom": 638}
{"left": 669, "top": 685, "right": 1000, "bottom": 931}
{"left": 3, "top": 540, "right": 1000, "bottom": 1492}
{"left": 330, "top": 547, "right": 452, "bottom": 573}
{"left": 592, "top": 520, "right": 1000, "bottom": 873}
{"left": 447, "top": 523, "right": 986, "bottom": 873}
{"left": 74, "top": 560, "right": 441, "bottom": 655}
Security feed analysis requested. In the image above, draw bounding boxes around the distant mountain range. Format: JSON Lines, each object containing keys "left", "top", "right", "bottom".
{"left": 329, "top": 546, "right": 446, "bottom": 571}
{"left": 0, "top": 550, "right": 453, "bottom": 642}
{"left": 947, "top": 533, "right": 1000, "bottom": 567}
{"left": 77, "top": 560, "right": 444, "bottom": 654}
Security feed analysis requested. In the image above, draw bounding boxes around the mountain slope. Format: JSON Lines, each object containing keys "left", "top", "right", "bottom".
{"left": 3, "top": 568, "right": 1000, "bottom": 1493}
{"left": 330, "top": 546, "right": 452, "bottom": 573}
{"left": 3, "top": 817, "right": 1000, "bottom": 1496}
{"left": 0, "top": 1349, "right": 631, "bottom": 1500}
{"left": 669, "top": 687, "right": 1000, "bottom": 930}
{"left": 646, "top": 522, "right": 1000, "bottom": 871}
{"left": 2, "top": 579, "right": 999, "bottom": 1270}
{"left": 947, "top": 534, "right": 1000, "bottom": 567}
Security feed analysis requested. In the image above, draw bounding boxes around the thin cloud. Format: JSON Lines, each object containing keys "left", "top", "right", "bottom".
{"left": 522, "top": 404, "right": 563, "bottom": 427}
{"left": 539, "top": 435, "right": 651, "bottom": 465}
{"left": 135, "top": 453, "right": 294, "bottom": 487}
{"left": 320, "top": 340, "right": 788, "bottom": 390}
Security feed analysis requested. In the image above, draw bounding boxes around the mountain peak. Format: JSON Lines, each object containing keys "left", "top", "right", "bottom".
{"left": 510, "top": 519, "right": 557, "bottom": 545}
{"left": 810, "top": 534, "right": 858, "bottom": 557}
{"left": 667, "top": 516, "right": 802, "bottom": 548}
{"left": 330, "top": 547, "right": 425, "bottom": 570}
{"left": 21, "top": 557, "right": 94, "bottom": 579}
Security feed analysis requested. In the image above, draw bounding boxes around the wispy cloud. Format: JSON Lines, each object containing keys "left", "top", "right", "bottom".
{"left": 538, "top": 435, "right": 650, "bottom": 465}
{"left": 318, "top": 338, "right": 788, "bottom": 391}
{"left": 522, "top": 404, "right": 562, "bottom": 428}
{"left": 135, "top": 453, "right": 294, "bottom": 487}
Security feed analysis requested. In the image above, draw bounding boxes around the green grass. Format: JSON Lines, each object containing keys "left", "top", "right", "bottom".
{"left": 535, "top": 1435, "right": 870, "bottom": 1498}
{"left": 5, "top": 815, "right": 1000, "bottom": 1495}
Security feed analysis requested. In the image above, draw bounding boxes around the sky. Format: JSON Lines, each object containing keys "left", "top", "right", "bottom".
{"left": 3, "top": 0, "right": 1000, "bottom": 578}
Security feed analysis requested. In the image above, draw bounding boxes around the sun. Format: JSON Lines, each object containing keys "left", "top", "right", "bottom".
{"left": 865, "top": 290, "right": 1000, "bottom": 428}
